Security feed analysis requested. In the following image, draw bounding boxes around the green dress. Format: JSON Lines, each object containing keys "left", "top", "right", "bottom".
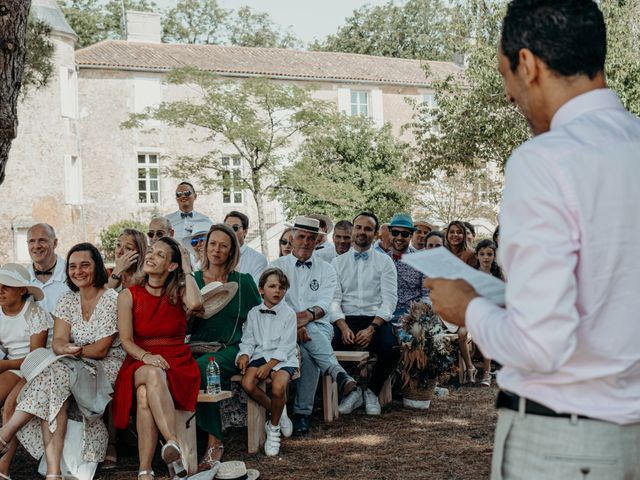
{"left": 192, "top": 270, "right": 261, "bottom": 440}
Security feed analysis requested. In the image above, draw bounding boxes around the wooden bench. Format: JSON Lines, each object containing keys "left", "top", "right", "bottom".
{"left": 175, "top": 390, "right": 232, "bottom": 475}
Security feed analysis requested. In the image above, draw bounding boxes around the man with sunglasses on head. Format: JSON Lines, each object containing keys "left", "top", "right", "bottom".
{"left": 331, "top": 212, "right": 398, "bottom": 416}
{"left": 224, "top": 211, "right": 268, "bottom": 286}
{"left": 387, "top": 213, "right": 426, "bottom": 320}
{"left": 147, "top": 217, "right": 174, "bottom": 245}
{"left": 165, "top": 181, "right": 213, "bottom": 242}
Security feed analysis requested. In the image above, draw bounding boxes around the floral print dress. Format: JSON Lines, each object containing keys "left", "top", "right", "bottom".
{"left": 16, "top": 289, "right": 125, "bottom": 463}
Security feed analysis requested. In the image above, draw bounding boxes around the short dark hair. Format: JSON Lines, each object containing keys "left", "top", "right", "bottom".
{"left": 426, "top": 230, "right": 444, "bottom": 242}
{"left": 501, "top": 0, "right": 606, "bottom": 79}
{"left": 463, "top": 222, "right": 476, "bottom": 237}
{"left": 225, "top": 211, "right": 249, "bottom": 230}
{"left": 177, "top": 181, "right": 196, "bottom": 193}
{"left": 334, "top": 220, "right": 353, "bottom": 231}
{"left": 259, "top": 267, "right": 290, "bottom": 291}
{"left": 353, "top": 211, "right": 379, "bottom": 232}
{"left": 65, "top": 243, "right": 109, "bottom": 292}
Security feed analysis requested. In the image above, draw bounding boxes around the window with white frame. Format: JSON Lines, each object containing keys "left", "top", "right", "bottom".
{"left": 64, "top": 155, "right": 83, "bottom": 205}
{"left": 137, "top": 153, "right": 160, "bottom": 204}
{"left": 221, "top": 156, "right": 243, "bottom": 204}
{"left": 60, "top": 67, "right": 78, "bottom": 119}
{"left": 12, "top": 227, "right": 29, "bottom": 263}
{"left": 422, "top": 92, "right": 439, "bottom": 132}
{"left": 350, "top": 90, "right": 369, "bottom": 117}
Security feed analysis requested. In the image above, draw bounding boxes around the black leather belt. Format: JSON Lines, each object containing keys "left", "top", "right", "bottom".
{"left": 496, "top": 391, "right": 594, "bottom": 420}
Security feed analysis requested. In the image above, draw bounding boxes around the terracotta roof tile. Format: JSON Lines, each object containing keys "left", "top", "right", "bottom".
{"left": 75, "top": 40, "right": 462, "bottom": 86}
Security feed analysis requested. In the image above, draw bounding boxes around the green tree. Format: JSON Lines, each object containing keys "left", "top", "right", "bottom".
{"left": 60, "top": 0, "right": 157, "bottom": 48}
{"left": 122, "top": 68, "right": 329, "bottom": 255}
{"left": 311, "top": 0, "right": 457, "bottom": 61}
{"left": 23, "top": 14, "right": 55, "bottom": 95}
{"left": 226, "top": 6, "right": 299, "bottom": 49}
{"left": 162, "top": 0, "right": 227, "bottom": 44}
{"left": 277, "top": 113, "right": 414, "bottom": 222}
{"left": 99, "top": 219, "right": 147, "bottom": 261}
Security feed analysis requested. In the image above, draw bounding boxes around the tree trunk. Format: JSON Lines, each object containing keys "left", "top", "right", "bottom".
{"left": 251, "top": 171, "right": 269, "bottom": 257}
{"left": 0, "top": 0, "right": 31, "bottom": 186}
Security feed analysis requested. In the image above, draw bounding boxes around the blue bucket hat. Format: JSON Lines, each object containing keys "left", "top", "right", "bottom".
{"left": 389, "top": 213, "right": 416, "bottom": 232}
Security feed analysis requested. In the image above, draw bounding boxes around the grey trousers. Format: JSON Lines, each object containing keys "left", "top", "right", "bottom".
{"left": 293, "top": 321, "right": 346, "bottom": 416}
{"left": 491, "top": 404, "right": 640, "bottom": 480}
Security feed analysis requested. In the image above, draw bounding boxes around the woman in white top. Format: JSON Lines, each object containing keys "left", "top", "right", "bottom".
{"left": 0, "top": 264, "right": 52, "bottom": 480}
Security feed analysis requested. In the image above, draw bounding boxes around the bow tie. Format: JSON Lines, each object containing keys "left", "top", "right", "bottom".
{"left": 354, "top": 251, "right": 369, "bottom": 261}
{"left": 180, "top": 212, "right": 193, "bottom": 218}
{"left": 315, "top": 245, "right": 325, "bottom": 250}
{"left": 296, "top": 260, "right": 312, "bottom": 269}
{"left": 259, "top": 309, "right": 276, "bottom": 315}
{"left": 33, "top": 260, "right": 57, "bottom": 276}
{"left": 392, "top": 254, "right": 402, "bottom": 261}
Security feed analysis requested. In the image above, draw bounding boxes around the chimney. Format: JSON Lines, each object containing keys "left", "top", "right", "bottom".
{"left": 125, "top": 11, "right": 162, "bottom": 43}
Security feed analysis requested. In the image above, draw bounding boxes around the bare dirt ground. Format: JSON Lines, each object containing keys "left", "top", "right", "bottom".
{"left": 8, "top": 384, "right": 497, "bottom": 480}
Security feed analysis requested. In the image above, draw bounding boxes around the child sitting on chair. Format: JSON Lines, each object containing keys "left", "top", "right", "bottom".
{"left": 236, "top": 268, "right": 297, "bottom": 456}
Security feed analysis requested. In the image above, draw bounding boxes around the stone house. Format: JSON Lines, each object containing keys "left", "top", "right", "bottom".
{"left": 1, "top": 5, "right": 462, "bottom": 262}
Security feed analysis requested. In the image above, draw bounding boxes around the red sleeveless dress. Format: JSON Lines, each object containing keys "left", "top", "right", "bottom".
{"left": 112, "top": 285, "right": 200, "bottom": 429}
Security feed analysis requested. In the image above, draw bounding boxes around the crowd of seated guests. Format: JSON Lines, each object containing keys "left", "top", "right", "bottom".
{"left": 0, "top": 181, "right": 502, "bottom": 479}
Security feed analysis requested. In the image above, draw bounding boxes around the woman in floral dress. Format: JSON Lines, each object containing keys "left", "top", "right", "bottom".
{"left": 0, "top": 243, "right": 124, "bottom": 479}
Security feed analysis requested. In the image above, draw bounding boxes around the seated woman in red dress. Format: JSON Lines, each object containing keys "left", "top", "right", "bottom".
{"left": 113, "top": 237, "right": 203, "bottom": 480}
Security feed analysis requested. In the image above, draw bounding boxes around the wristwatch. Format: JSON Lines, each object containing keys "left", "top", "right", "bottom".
{"left": 110, "top": 272, "right": 121, "bottom": 281}
{"left": 306, "top": 307, "right": 316, "bottom": 321}
{"left": 370, "top": 322, "right": 380, "bottom": 332}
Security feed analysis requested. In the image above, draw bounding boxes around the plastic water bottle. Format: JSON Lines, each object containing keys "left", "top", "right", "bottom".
{"left": 206, "top": 356, "right": 221, "bottom": 394}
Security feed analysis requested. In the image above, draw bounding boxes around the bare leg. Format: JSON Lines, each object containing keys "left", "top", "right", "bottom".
{"left": 0, "top": 376, "right": 25, "bottom": 476}
{"left": 458, "top": 328, "right": 476, "bottom": 382}
{"left": 41, "top": 400, "right": 69, "bottom": 476}
{"left": 240, "top": 368, "right": 272, "bottom": 411}
{"left": 134, "top": 366, "right": 177, "bottom": 443}
{"left": 136, "top": 385, "right": 158, "bottom": 480}
{"left": 269, "top": 371, "right": 291, "bottom": 426}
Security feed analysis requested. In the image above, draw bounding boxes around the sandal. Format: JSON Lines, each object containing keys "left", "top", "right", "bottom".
{"left": 101, "top": 442, "right": 117, "bottom": 470}
{"left": 463, "top": 367, "right": 477, "bottom": 384}
{"left": 198, "top": 444, "right": 224, "bottom": 472}
{"left": 0, "top": 472, "right": 11, "bottom": 480}
{"left": 0, "top": 435, "right": 10, "bottom": 456}
{"left": 138, "top": 470, "right": 155, "bottom": 479}
{"left": 480, "top": 371, "right": 491, "bottom": 387}
{"left": 161, "top": 440, "right": 187, "bottom": 478}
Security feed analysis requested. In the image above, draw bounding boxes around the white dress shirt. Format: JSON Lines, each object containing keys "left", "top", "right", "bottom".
{"left": 237, "top": 300, "right": 298, "bottom": 370}
{"left": 237, "top": 244, "right": 268, "bottom": 286}
{"left": 165, "top": 210, "right": 213, "bottom": 242}
{"left": 314, "top": 242, "right": 337, "bottom": 263}
{"left": 271, "top": 253, "right": 337, "bottom": 325}
{"left": 466, "top": 89, "right": 640, "bottom": 424}
{"left": 331, "top": 246, "right": 397, "bottom": 322}
{"left": 27, "top": 255, "right": 69, "bottom": 315}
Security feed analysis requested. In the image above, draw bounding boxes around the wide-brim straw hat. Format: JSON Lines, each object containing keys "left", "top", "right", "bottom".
{"left": 0, "top": 263, "right": 44, "bottom": 301}
{"left": 181, "top": 229, "right": 210, "bottom": 257}
{"left": 285, "top": 216, "right": 326, "bottom": 236}
{"left": 201, "top": 281, "right": 238, "bottom": 318}
{"left": 20, "top": 347, "right": 58, "bottom": 383}
{"left": 215, "top": 461, "right": 260, "bottom": 480}
{"left": 308, "top": 213, "right": 333, "bottom": 234}
{"left": 413, "top": 219, "right": 436, "bottom": 231}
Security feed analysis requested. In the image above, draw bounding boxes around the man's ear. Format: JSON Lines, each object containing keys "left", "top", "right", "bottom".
{"left": 169, "top": 229, "right": 175, "bottom": 238}
{"left": 53, "top": 238, "right": 58, "bottom": 250}
{"left": 518, "top": 48, "right": 540, "bottom": 86}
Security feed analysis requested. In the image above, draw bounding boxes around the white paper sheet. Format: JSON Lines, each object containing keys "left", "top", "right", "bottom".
{"left": 401, "top": 247, "right": 506, "bottom": 306}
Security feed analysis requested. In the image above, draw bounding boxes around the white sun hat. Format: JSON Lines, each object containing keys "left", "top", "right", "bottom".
{"left": 214, "top": 461, "right": 260, "bottom": 480}
{"left": 0, "top": 263, "right": 44, "bottom": 301}
{"left": 285, "top": 216, "right": 326, "bottom": 235}
{"left": 200, "top": 281, "right": 239, "bottom": 318}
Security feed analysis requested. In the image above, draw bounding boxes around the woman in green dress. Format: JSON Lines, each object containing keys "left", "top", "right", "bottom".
{"left": 191, "top": 224, "right": 261, "bottom": 471}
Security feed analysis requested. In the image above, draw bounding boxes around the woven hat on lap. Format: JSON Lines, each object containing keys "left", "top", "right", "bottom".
{"left": 20, "top": 347, "right": 58, "bottom": 383}
{"left": 214, "top": 461, "right": 260, "bottom": 480}
{"left": 201, "top": 281, "right": 238, "bottom": 318}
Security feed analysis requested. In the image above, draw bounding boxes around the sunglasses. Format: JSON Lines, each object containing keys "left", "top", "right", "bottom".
{"left": 279, "top": 239, "right": 291, "bottom": 246}
{"left": 228, "top": 224, "right": 242, "bottom": 232}
{"left": 147, "top": 230, "right": 166, "bottom": 239}
{"left": 175, "top": 191, "right": 193, "bottom": 198}
{"left": 190, "top": 235, "right": 207, "bottom": 247}
{"left": 390, "top": 229, "right": 412, "bottom": 238}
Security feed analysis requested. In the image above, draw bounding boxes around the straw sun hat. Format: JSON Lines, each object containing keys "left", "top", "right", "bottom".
{"left": 215, "top": 461, "right": 260, "bottom": 480}
{"left": 0, "top": 264, "right": 44, "bottom": 301}
{"left": 200, "top": 281, "right": 238, "bottom": 318}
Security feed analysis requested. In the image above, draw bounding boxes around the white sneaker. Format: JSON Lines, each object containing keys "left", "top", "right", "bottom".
{"left": 264, "top": 421, "right": 281, "bottom": 457}
{"left": 364, "top": 388, "right": 381, "bottom": 415}
{"left": 338, "top": 386, "right": 363, "bottom": 415}
{"left": 279, "top": 405, "right": 293, "bottom": 438}
{"left": 434, "top": 386, "right": 449, "bottom": 397}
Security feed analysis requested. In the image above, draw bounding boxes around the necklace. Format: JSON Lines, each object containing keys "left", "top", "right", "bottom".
{"left": 34, "top": 259, "right": 57, "bottom": 276}
{"left": 147, "top": 281, "right": 165, "bottom": 289}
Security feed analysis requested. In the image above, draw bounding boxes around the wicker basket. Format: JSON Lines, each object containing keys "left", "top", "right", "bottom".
{"left": 402, "top": 378, "right": 436, "bottom": 410}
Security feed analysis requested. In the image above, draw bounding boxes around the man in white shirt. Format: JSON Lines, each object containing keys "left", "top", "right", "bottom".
{"left": 165, "top": 182, "right": 213, "bottom": 242}
{"left": 225, "top": 211, "right": 268, "bottom": 286}
{"left": 26, "top": 223, "right": 69, "bottom": 314}
{"left": 426, "top": 2, "right": 640, "bottom": 478}
{"left": 331, "top": 212, "right": 398, "bottom": 416}
{"left": 309, "top": 213, "right": 337, "bottom": 263}
{"left": 332, "top": 220, "right": 353, "bottom": 256}
{"left": 271, "top": 216, "right": 356, "bottom": 436}
{"left": 147, "top": 217, "right": 174, "bottom": 245}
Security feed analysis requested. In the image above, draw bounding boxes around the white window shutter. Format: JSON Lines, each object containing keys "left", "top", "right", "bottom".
{"left": 337, "top": 88, "right": 350, "bottom": 114}
{"left": 370, "top": 88, "right": 384, "bottom": 127}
